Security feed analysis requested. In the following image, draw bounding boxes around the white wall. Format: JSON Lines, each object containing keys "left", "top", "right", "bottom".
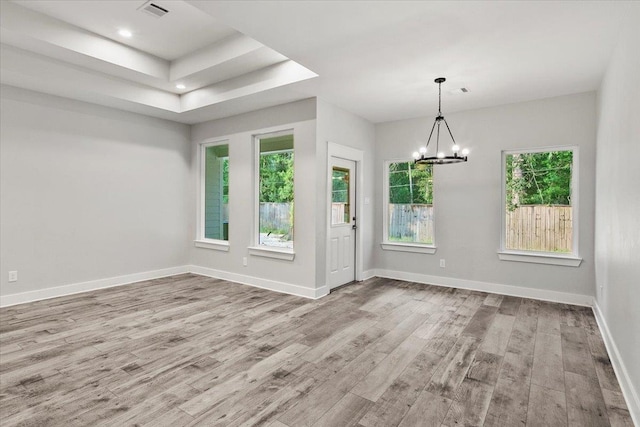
{"left": 0, "top": 86, "right": 191, "bottom": 298}
{"left": 594, "top": 7, "right": 640, "bottom": 421}
{"left": 315, "top": 99, "right": 376, "bottom": 286}
{"left": 375, "top": 92, "right": 597, "bottom": 299}
{"left": 189, "top": 99, "right": 320, "bottom": 294}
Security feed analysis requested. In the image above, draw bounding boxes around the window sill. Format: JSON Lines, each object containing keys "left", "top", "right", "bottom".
{"left": 381, "top": 242, "right": 437, "bottom": 254}
{"left": 194, "top": 240, "right": 230, "bottom": 252}
{"left": 497, "top": 251, "right": 582, "bottom": 267}
{"left": 248, "top": 246, "right": 295, "bottom": 261}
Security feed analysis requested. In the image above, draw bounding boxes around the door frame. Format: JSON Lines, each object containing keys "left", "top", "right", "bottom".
{"left": 326, "top": 142, "right": 364, "bottom": 286}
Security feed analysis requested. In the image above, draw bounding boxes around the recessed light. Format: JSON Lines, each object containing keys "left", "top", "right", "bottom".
{"left": 176, "top": 84, "right": 186, "bottom": 90}
{"left": 118, "top": 29, "right": 133, "bottom": 38}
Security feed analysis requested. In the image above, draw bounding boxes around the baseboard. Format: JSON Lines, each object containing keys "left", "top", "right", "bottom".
{"left": 592, "top": 301, "right": 640, "bottom": 426}
{"left": 0, "top": 264, "right": 592, "bottom": 308}
{"left": 361, "top": 269, "right": 377, "bottom": 281}
{"left": 0, "top": 264, "right": 330, "bottom": 307}
{"left": 0, "top": 266, "right": 189, "bottom": 307}
{"left": 188, "top": 265, "right": 326, "bottom": 299}
{"left": 373, "top": 268, "right": 594, "bottom": 306}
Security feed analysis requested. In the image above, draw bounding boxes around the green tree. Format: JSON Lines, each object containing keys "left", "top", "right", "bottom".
{"left": 506, "top": 150, "right": 572, "bottom": 210}
{"left": 388, "top": 162, "right": 433, "bottom": 204}
{"left": 259, "top": 151, "right": 294, "bottom": 203}
{"left": 332, "top": 169, "right": 349, "bottom": 203}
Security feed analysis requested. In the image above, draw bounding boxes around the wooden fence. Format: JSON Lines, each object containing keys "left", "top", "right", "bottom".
{"left": 506, "top": 205, "right": 572, "bottom": 252}
{"left": 259, "top": 202, "right": 291, "bottom": 233}
{"left": 388, "top": 204, "right": 434, "bottom": 244}
{"left": 386, "top": 204, "right": 572, "bottom": 252}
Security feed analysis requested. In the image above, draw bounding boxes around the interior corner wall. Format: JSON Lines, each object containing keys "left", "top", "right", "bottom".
{"left": 188, "top": 99, "right": 319, "bottom": 294}
{"left": 315, "top": 99, "right": 376, "bottom": 287}
{"left": 594, "top": 6, "right": 640, "bottom": 420}
{"left": 374, "top": 92, "right": 597, "bottom": 298}
{"left": 0, "top": 85, "right": 191, "bottom": 299}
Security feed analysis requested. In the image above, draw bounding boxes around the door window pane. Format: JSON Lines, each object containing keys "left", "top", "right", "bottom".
{"left": 332, "top": 167, "right": 350, "bottom": 225}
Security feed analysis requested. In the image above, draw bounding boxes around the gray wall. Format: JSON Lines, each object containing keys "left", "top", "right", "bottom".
{"left": 594, "top": 9, "right": 640, "bottom": 418}
{"left": 190, "top": 98, "right": 376, "bottom": 292}
{"left": 189, "top": 99, "right": 319, "bottom": 291}
{"left": 0, "top": 86, "right": 191, "bottom": 296}
{"left": 374, "top": 92, "right": 597, "bottom": 297}
{"left": 315, "top": 99, "right": 376, "bottom": 287}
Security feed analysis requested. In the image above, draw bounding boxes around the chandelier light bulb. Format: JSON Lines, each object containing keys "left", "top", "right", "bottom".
{"left": 462, "top": 148, "right": 470, "bottom": 156}
{"left": 437, "top": 152, "right": 445, "bottom": 159}
{"left": 452, "top": 144, "right": 460, "bottom": 152}
{"left": 412, "top": 151, "right": 420, "bottom": 159}
{"left": 419, "top": 147, "right": 427, "bottom": 154}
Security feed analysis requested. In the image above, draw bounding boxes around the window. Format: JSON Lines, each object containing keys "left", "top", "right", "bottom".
{"left": 382, "top": 161, "right": 435, "bottom": 253}
{"left": 257, "top": 133, "right": 294, "bottom": 250}
{"left": 500, "top": 147, "right": 581, "bottom": 265}
{"left": 331, "top": 167, "right": 350, "bottom": 225}
{"left": 198, "top": 143, "right": 229, "bottom": 248}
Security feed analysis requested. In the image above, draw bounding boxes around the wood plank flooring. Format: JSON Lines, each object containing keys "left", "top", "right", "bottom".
{"left": 0, "top": 274, "right": 633, "bottom": 426}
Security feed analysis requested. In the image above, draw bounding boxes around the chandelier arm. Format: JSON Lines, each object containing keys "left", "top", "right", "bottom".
{"left": 425, "top": 119, "right": 438, "bottom": 150}
{"left": 442, "top": 117, "right": 457, "bottom": 145}
{"left": 436, "top": 121, "right": 441, "bottom": 154}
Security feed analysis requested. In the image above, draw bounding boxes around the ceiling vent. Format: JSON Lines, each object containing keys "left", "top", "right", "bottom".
{"left": 450, "top": 87, "right": 470, "bottom": 95}
{"left": 138, "top": 1, "right": 169, "bottom": 18}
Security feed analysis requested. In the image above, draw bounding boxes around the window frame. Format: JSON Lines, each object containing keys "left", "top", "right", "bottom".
{"left": 498, "top": 145, "right": 582, "bottom": 266}
{"left": 249, "top": 129, "right": 295, "bottom": 261}
{"left": 381, "top": 159, "right": 437, "bottom": 254}
{"left": 195, "top": 139, "right": 230, "bottom": 252}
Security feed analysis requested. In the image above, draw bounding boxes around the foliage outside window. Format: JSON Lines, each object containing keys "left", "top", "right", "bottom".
{"left": 504, "top": 149, "right": 574, "bottom": 253}
{"left": 332, "top": 167, "right": 350, "bottom": 225}
{"left": 258, "top": 134, "right": 294, "bottom": 249}
{"left": 386, "top": 161, "right": 434, "bottom": 244}
{"left": 203, "top": 144, "right": 229, "bottom": 241}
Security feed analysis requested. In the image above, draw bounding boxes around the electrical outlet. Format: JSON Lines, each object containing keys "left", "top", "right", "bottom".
{"left": 242, "top": 257, "right": 248, "bottom": 267}
{"left": 8, "top": 271, "right": 18, "bottom": 282}
{"left": 439, "top": 259, "right": 445, "bottom": 268}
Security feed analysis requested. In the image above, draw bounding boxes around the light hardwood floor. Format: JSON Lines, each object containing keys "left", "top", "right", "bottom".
{"left": 0, "top": 274, "right": 633, "bottom": 426}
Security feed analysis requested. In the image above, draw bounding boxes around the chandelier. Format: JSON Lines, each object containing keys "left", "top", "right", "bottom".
{"left": 413, "top": 77, "right": 468, "bottom": 165}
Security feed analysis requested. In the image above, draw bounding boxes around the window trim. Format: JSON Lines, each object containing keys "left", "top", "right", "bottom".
{"left": 382, "top": 159, "right": 437, "bottom": 253}
{"left": 499, "top": 145, "right": 581, "bottom": 266}
{"left": 252, "top": 129, "right": 295, "bottom": 259}
{"left": 195, "top": 139, "right": 230, "bottom": 251}
{"left": 195, "top": 240, "right": 230, "bottom": 252}
{"left": 248, "top": 246, "right": 295, "bottom": 261}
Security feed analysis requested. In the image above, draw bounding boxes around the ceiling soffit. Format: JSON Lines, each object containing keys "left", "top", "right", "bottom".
{"left": 0, "top": 1, "right": 318, "bottom": 123}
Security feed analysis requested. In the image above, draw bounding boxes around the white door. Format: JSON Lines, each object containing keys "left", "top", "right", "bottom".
{"left": 328, "top": 157, "right": 356, "bottom": 289}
